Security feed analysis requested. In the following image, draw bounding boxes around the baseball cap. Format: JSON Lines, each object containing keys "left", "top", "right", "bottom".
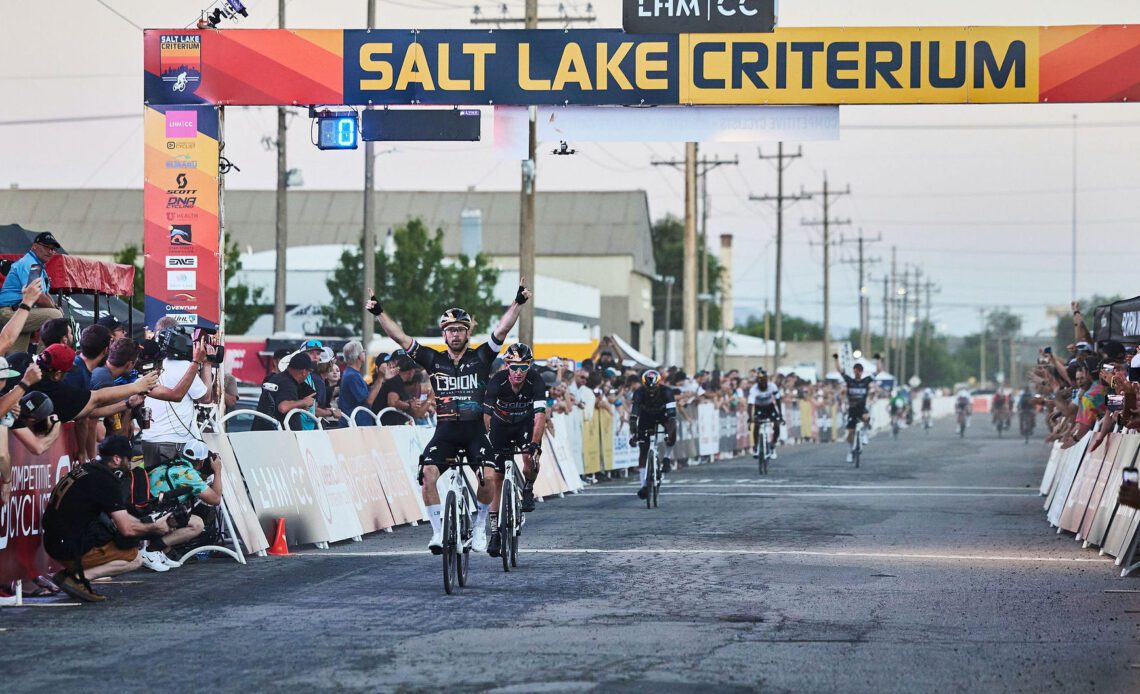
{"left": 300, "top": 339, "right": 323, "bottom": 351}
{"left": 1076, "top": 341, "right": 1093, "bottom": 352}
{"left": 286, "top": 351, "right": 314, "bottom": 372}
{"left": 318, "top": 346, "right": 335, "bottom": 364}
{"left": 40, "top": 343, "right": 76, "bottom": 372}
{"left": 98, "top": 435, "right": 134, "bottom": 460}
{"left": 0, "top": 356, "right": 19, "bottom": 379}
{"left": 19, "top": 390, "right": 53, "bottom": 420}
{"left": 33, "top": 231, "right": 62, "bottom": 250}
{"left": 181, "top": 440, "right": 211, "bottom": 462}
{"left": 397, "top": 355, "right": 416, "bottom": 371}
{"left": 96, "top": 315, "right": 124, "bottom": 332}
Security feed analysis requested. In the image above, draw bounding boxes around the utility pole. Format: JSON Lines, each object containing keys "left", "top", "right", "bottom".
{"left": 752, "top": 144, "right": 810, "bottom": 374}
{"left": 979, "top": 308, "right": 988, "bottom": 386}
{"left": 898, "top": 266, "right": 910, "bottom": 385}
{"left": 912, "top": 268, "right": 921, "bottom": 383}
{"left": 683, "top": 143, "right": 698, "bottom": 374}
{"left": 662, "top": 276, "right": 675, "bottom": 366}
{"left": 914, "top": 278, "right": 939, "bottom": 383}
{"left": 652, "top": 151, "right": 738, "bottom": 339}
{"left": 1071, "top": 113, "right": 1078, "bottom": 301}
{"left": 273, "top": 0, "right": 288, "bottom": 333}
{"left": 472, "top": 3, "right": 595, "bottom": 348}
{"left": 362, "top": 0, "right": 376, "bottom": 347}
{"left": 802, "top": 173, "right": 851, "bottom": 379}
{"left": 887, "top": 247, "right": 897, "bottom": 375}
{"left": 837, "top": 229, "right": 881, "bottom": 352}
{"left": 881, "top": 275, "right": 889, "bottom": 369}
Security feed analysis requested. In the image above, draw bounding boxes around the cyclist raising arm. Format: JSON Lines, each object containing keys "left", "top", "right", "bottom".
{"left": 833, "top": 352, "right": 882, "bottom": 463}
{"left": 482, "top": 343, "right": 546, "bottom": 556}
{"left": 366, "top": 280, "right": 531, "bottom": 554}
{"left": 628, "top": 370, "right": 677, "bottom": 500}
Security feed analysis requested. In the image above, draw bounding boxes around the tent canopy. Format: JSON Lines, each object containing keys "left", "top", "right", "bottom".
{"left": 0, "top": 223, "right": 134, "bottom": 295}
{"left": 1092, "top": 296, "right": 1140, "bottom": 344}
{"left": 592, "top": 334, "right": 658, "bottom": 370}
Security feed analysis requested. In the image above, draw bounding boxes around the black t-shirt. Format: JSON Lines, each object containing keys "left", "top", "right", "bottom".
{"left": 843, "top": 374, "right": 874, "bottom": 407}
{"left": 484, "top": 369, "right": 547, "bottom": 425}
{"left": 253, "top": 371, "right": 301, "bottom": 431}
{"left": 408, "top": 337, "right": 502, "bottom": 422}
{"left": 375, "top": 376, "right": 410, "bottom": 425}
{"left": 42, "top": 462, "right": 125, "bottom": 560}
{"left": 31, "top": 377, "right": 92, "bottom": 423}
{"left": 631, "top": 386, "right": 676, "bottom": 430}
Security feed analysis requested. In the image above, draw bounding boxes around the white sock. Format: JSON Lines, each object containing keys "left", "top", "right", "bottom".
{"left": 427, "top": 505, "right": 442, "bottom": 533}
{"left": 475, "top": 502, "right": 490, "bottom": 529}
{"left": 639, "top": 466, "right": 647, "bottom": 486}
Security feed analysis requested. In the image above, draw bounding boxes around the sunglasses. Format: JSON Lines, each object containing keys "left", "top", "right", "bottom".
{"left": 507, "top": 363, "right": 530, "bottom": 373}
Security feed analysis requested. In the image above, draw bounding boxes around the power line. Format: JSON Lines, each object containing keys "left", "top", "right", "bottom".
{"left": 844, "top": 121, "right": 1140, "bottom": 131}
{"left": 0, "top": 114, "right": 137, "bottom": 126}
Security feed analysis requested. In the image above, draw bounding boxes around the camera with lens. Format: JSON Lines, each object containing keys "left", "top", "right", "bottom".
{"left": 155, "top": 325, "right": 225, "bottom": 365}
{"left": 142, "top": 489, "right": 195, "bottom": 529}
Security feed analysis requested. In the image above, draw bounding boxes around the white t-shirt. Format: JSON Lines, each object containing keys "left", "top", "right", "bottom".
{"left": 141, "top": 359, "right": 207, "bottom": 444}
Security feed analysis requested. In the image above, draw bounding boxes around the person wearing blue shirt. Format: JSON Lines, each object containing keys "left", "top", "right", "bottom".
{"left": 0, "top": 232, "right": 64, "bottom": 351}
{"left": 338, "top": 341, "right": 381, "bottom": 426}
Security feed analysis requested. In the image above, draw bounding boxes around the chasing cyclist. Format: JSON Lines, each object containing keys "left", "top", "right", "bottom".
{"left": 833, "top": 352, "right": 882, "bottom": 463}
{"left": 920, "top": 387, "right": 934, "bottom": 428}
{"left": 628, "top": 370, "right": 677, "bottom": 500}
{"left": 955, "top": 387, "right": 972, "bottom": 433}
{"left": 482, "top": 343, "right": 546, "bottom": 557}
{"left": 747, "top": 369, "right": 783, "bottom": 460}
{"left": 367, "top": 280, "right": 531, "bottom": 554}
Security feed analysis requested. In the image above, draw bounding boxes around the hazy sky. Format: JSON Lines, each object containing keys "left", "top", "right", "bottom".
{"left": 3, "top": 0, "right": 1140, "bottom": 339}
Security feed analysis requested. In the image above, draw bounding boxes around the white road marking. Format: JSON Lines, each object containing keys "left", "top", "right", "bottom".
{"left": 291, "top": 548, "right": 1110, "bottom": 564}
{"left": 575, "top": 492, "right": 1036, "bottom": 498}
{"left": 614, "top": 482, "right": 1030, "bottom": 491}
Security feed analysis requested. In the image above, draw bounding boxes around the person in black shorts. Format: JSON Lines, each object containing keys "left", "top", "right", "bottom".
{"left": 367, "top": 280, "right": 531, "bottom": 554}
{"left": 628, "top": 369, "right": 677, "bottom": 500}
{"left": 483, "top": 343, "right": 546, "bottom": 556}
{"left": 832, "top": 352, "right": 882, "bottom": 463}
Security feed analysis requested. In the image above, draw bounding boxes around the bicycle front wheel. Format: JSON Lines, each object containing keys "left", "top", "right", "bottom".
{"left": 442, "top": 491, "right": 458, "bottom": 595}
{"left": 646, "top": 454, "right": 656, "bottom": 510}
{"left": 457, "top": 500, "right": 470, "bottom": 588}
{"left": 500, "top": 479, "right": 513, "bottom": 573}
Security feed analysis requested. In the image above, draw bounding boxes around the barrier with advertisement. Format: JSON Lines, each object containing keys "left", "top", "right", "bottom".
{"left": 697, "top": 403, "right": 718, "bottom": 457}
{"left": 202, "top": 432, "right": 269, "bottom": 554}
{"left": 611, "top": 415, "right": 638, "bottom": 471}
{"left": 581, "top": 412, "right": 602, "bottom": 475}
{"left": 145, "top": 27, "right": 1140, "bottom": 107}
{"left": 0, "top": 427, "right": 78, "bottom": 585}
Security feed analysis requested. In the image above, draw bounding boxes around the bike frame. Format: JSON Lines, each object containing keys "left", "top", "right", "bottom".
{"left": 437, "top": 463, "right": 479, "bottom": 550}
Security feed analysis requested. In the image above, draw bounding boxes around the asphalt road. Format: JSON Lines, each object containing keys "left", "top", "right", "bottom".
{"left": 5, "top": 419, "right": 1140, "bottom": 693}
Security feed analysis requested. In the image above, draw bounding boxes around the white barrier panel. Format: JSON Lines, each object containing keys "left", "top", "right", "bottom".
{"left": 1039, "top": 443, "right": 1064, "bottom": 496}
{"left": 203, "top": 433, "right": 270, "bottom": 554}
{"left": 552, "top": 411, "right": 585, "bottom": 477}
{"left": 546, "top": 429, "right": 585, "bottom": 493}
{"left": 1046, "top": 431, "right": 1092, "bottom": 527}
{"left": 386, "top": 426, "right": 434, "bottom": 523}
{"left": 295, "top": 431, "right": 366, "bottom": 542}
{"left": 324, "top": 428, "right": 398, "bottom": 533}
{"left": 611, "top": 416, "right": 638, "bottom": 470}
{"left": 697, "top": 403, "right": 718, "bottom": 456}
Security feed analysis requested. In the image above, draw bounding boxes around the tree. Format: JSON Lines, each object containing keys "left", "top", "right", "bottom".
{"left": 651, "top": 215, "right": 722, "bottom": 332}
{"left": 737, "top": 313, "right": 824, "bottom": 342}
{"left": 112, "top": 245, "right": 145, "bottom": 312}
{"left": 223, "top": 238, "right": 266, "bottom": 335}
{"left": 321, "top": 217, "right": 500, "bottom": 336}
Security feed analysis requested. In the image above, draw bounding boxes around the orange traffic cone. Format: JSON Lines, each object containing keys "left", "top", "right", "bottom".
{"left": 267, "top": 518, "right": 290, "bottom": 556}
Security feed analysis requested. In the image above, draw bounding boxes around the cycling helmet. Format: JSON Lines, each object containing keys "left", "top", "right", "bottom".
{"left": 439, "top": 308, "right": 473, "bottom": 330}
{"left": 18, "top": 391, "right": 53, "bottom": 421}
{"left": 503, "top": 343, "right": 534, "bottom": 364}
{"left": 642, "top": 369, "right": 662, "bottom": 387}
{"left": 181, "top": 440, "right": 211, "bottom": 463}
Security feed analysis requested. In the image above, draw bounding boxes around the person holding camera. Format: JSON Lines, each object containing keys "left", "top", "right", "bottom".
{"left": 146, "top": 439, "right": 223, "bottom": 565}
{"left": 0, "top": 370, "right": 61, "bottom": 507}
{"left": 252, "top": 351, "right": 317, "bottom": 430}
{"left": 90, "top": 338, "right": 142, "bottom": 438}
{"left": 141, "top": 321, "right": 215, "bottom": 470}
{"left": 30, "top": 343, "right": 158, "bottom": 423}
{"left": 42, "top": 435, "right": 174, "bottom": 603}
{"left": 0, "top": 232, "right": 65, "bottom": 352}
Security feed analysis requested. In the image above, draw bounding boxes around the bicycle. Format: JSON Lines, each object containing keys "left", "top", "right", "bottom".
{"left": 1019, "top": 409, "right": 1035, "bottom": 444}
{"left": 754, "top": 416, "right": 777, "bottom": 475}
{"left": 639, "top": 424, "right": 668, "bottom": 509}
{"left": 850, "top": 419, "right": 865, "bottom": 468}
{"left": 890, "top": 412, "right": 900, "bottom": 439}
{"left": 994, "top": 410, "right": 1010, "bottom": 438}
{"left": 492, "top": 442, "right": 536, "bottom": 573}
{"left": 428, "top": 452, "right": 481, "bottom": 595}
{"left": 922, "top": 409, "right": 932, "bottom": 433}
{"left": 956, "top": 409, "right": 969, "bottom": 438}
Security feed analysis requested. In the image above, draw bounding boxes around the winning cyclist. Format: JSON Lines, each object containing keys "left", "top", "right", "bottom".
{"left": 747, "top": 369, "right": 783, "bottom": 460}
{"left": 367, "top": 280, "right": 531, "bottom": 554}
{"left": 992, "top": 388, "right": 1010, "bottom": 429}
{"left": 628, "top": 370, "right": 677, "bottom": 500}
{"left": 833, "top": 352, "right": 881, "bottom": 463}
{"left": 955, "top": 387, "right": 972, "bottom": 431}
{"left": 482, "top": 343, "right": 546, "bottom": 557}
{"left": 920, "top": 387, "right": 934, "bottom": 426}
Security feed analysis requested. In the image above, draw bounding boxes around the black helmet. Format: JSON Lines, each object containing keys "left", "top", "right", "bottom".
{"left": 504, "top": 343, "right": 534, "bottom": 364}
{"left": 438, "top": 308, "right": 473, "bottom": 330}
{"left": 19, "top": 390, "right": 53, "bottom": 421}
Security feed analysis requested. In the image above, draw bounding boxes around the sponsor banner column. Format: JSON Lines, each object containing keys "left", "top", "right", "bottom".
{"left": 143, "top": 100, "right": 220, "bottom": 329}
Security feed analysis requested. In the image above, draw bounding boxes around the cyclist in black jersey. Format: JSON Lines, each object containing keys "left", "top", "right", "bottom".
{"left": 367, "top": 280, "right": 531, "bottom": 554}
{"left": 482, "top": 343, "right": 546, "bottom": 556}
{"left": 628, "top": 370, "right": 677, "bottom": 500}
{"left": 833, "top": 352, "right": 882, "bottom": 463}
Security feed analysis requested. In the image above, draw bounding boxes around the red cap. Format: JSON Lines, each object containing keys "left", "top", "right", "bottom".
{"left": 41, "top": 343, "right": 76, "bottom": 372}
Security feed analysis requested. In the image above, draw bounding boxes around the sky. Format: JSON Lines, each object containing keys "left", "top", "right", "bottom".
{"left": 3, "top": 0, "right": 1140, "bottom": 339}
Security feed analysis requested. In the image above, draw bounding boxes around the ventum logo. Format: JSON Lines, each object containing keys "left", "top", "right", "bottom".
{"left": 169, "top": 224, "right": 193, "bottom": 246}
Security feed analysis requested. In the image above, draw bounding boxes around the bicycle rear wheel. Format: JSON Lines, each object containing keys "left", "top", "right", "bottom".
{"left": 442, "top": 492, "right": 458, "bottom": 595}
{"left": 500, "top": 479, "right": 513, "bottom": 573}
{"left": 510, "top": 532, "right": 519, "bottom": 568}
{"left": 646, "top": 454, "right": 655, "bottom": 510}
{"left": 652, "top": 464, "right": 661, "bottom": 508}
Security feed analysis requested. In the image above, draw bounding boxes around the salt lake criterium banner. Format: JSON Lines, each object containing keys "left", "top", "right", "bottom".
{"left": 144, "top": 26, "right": 1140, "bottom": 106}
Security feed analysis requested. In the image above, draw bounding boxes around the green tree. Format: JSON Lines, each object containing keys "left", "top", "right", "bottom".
{"left": 651, "top": 215, "right": 722, "bottom": 331}
{"left": 321, "top": 217, "right": 500, "bottom": 335}
{"left": 223, "top": 238, "right": 266, "bottom": 335}
{"left": 737, "top": 313, "right": 824, "bottom": 342}
{"left": 112, "top": 244, "right": 145, "bottom": 312}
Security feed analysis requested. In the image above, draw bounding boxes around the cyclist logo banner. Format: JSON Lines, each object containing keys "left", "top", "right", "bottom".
{"left": 143, "top": 26, "right": 1140, "bottom": 106}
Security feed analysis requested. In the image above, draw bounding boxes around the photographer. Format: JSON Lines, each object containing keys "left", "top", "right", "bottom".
{"left": 147, "top": 440, "right": 223, "bottom": 563}
{"left": 252, "top": 352, "right": 316, "bottom": 431}
{"left": 30, "top": 343, "right": 157, "bottom": 423}
{"left": 0, "top": 366, "right": 59, "bottom": 506}
{"left": 42, "top": 436, "right": 174, "bottom": 603}
{"left": 141, "top": 323, "right": 215, "bottom": 470}
{"left": 90, "top": 338, "right": 140, "bottom": 438}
